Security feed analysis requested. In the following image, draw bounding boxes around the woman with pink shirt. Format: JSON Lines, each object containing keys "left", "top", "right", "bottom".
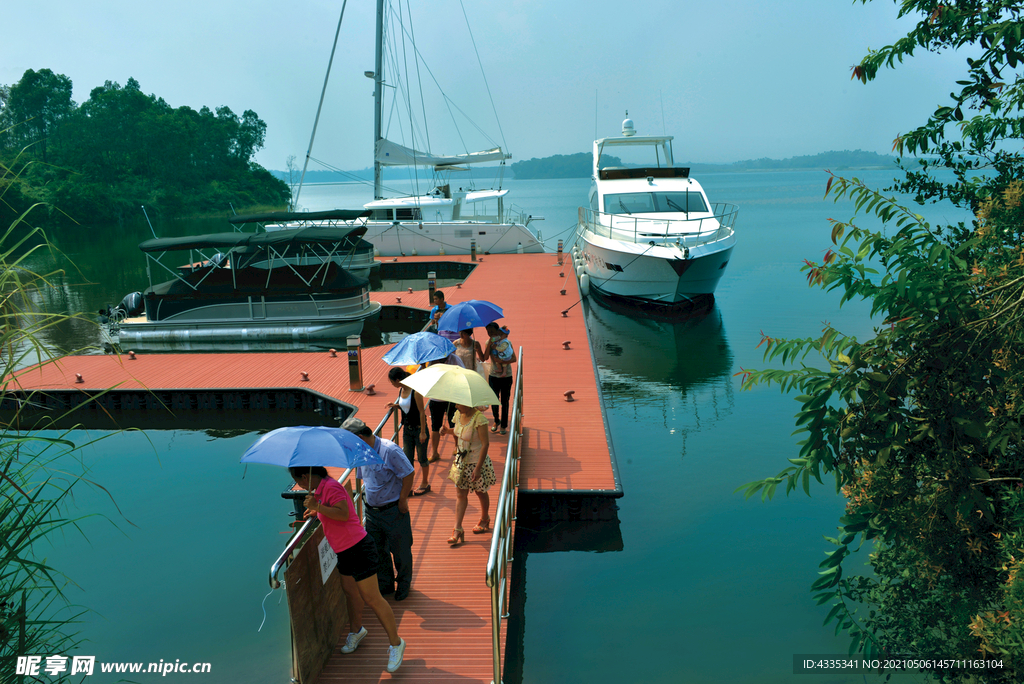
{"left": 290, "top": 466, "right": 406, "bottom": 673}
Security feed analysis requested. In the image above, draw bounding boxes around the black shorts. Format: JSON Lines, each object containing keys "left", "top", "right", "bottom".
{"left": 428, "top": 399, "right": 455, "bottom": 431}
{"left": 336, "top": 534, "right": 379, "bottom": 582}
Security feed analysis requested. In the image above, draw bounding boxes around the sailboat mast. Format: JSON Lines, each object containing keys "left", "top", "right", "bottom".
{"left": 373, "top": 0, "right": 384, "bottom": 200}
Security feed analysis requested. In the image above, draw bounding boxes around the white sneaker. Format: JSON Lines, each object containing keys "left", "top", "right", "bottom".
{"left": 340, "top": 626, "right": 367, "bottom": 654}
{"left": 386, "top": 638, "right": 406, "bottom": 673}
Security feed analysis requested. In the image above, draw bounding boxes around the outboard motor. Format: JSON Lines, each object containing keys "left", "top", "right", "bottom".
{"left": 118, "top": 291, "right": 145, "bottom": 317}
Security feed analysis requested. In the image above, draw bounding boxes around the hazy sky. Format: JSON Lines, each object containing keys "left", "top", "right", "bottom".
{"left": 3, "top": 0, "right": 970, "bottom": 172}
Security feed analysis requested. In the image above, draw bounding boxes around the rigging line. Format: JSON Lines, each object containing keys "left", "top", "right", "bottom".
{"left": 459, "top": 0, "right": 508, "bottom": 155}
{"left": 295, "top": 0, "right": 351, "bottom": 208}
{"left": 383, "top": 32, "right": 429, "bottom": 181}
{"left": 389, "top": 2, "right": 424, "bottom": 197}
{"left": 388, "top": 15, "right": 472, "bottom": 155}
{"left": 381, "top": 9, "right": 418, "bottom": 191}
{"left": 307, "top": 156, "right": 376, "bottom": 187}
{"left": 308, "top": 156, "right": 409, "bottom": 197}
{"left": 403, "top": 0, "right": 432, "bottom": 154}
{"left": 438, "top": 93, "right": 498, "bottom": 149}
{"left": 389, "top": 14, "right": 498, "bottom": 153}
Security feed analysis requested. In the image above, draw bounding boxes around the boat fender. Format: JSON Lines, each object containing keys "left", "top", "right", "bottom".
{"left": 579, "top": 273, "right": 590, "bottom": 297}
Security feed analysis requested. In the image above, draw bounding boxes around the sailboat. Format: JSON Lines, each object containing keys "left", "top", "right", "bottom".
{"left": 291, "top": 0, "right": 545, "bottom": 257}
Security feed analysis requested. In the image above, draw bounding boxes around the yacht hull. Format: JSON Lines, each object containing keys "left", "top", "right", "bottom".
{"left": 578, "top": 229, "right": 735, "bottom": 304}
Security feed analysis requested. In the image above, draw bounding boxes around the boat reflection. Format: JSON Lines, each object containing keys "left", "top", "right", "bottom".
{"left": 583, "top": 297, "right": 735, "bottom": 439}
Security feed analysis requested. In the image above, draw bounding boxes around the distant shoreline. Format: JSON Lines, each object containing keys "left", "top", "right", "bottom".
{"left": 270, "top": 150, "right": 900, "bottom": 183}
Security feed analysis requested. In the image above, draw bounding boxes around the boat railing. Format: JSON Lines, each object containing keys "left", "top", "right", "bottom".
{"left": 267, "top": 406, "right": 399, "bottom": 590}
{"left": 578, "top": 203, "right": 738, "bottom": 248}
{"left": 485, "top": 346, "right": 524, "bottom": 684}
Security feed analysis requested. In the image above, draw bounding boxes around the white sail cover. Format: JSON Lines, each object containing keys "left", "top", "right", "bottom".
{"left": 375, "top": 139, "right": 509, "bottom": 168}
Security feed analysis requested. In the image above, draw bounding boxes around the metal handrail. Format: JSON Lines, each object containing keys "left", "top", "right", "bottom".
{"left": 267, "top": 405, "right": 399, "bottom": 589}
{"left": 485, "top": 346, "right": 524, "bottom": 684}
{"left": 578, "top": 203, "right": 738, "bottom": 248}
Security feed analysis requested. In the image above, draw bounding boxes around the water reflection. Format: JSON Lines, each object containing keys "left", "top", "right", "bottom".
{"left": 583, "top": 297, "right": 735, "bottom": 454}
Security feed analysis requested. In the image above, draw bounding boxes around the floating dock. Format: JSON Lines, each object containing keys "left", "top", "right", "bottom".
{"left": 5, "top": 252, "right": 621, "bottom": 682}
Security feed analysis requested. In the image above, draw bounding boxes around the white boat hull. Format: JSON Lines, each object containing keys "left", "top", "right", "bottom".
{"left": 578, "top": 228, "right": 734, "bottom": 304}
{"left": 362, "top": 220, "right": 544, "bottom": 256}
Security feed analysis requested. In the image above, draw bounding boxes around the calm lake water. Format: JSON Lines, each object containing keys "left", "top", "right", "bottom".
{"left": 21, "top": 169, "right": 969, "bottom": 682}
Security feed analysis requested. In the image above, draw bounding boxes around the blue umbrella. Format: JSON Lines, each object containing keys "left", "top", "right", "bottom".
{"left": 437, "top": 300, "right": 504, "bottom": 332}
{"left": 240, "top": 426, "right": 384, "bottom": 469}
{"left": 382, "top": 331, "right": 455, "bottom": 365}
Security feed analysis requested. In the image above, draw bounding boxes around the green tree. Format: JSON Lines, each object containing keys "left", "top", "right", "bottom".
{"left": 1, "top": 71, "right": 289, "bottom": 226}
{"left": 739, "top": 2, "right": 1024, "bottom": 680}
{"left": 0, "top": 69, "right": 74, "bottom": 164}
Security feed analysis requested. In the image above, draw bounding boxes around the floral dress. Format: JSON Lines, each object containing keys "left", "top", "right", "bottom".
{"left": 451, "top": 410, "right": 497, "bottom": 492}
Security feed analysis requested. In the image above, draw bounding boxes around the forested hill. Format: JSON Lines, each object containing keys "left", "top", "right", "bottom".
{"left": 509, "top": 149, "right": 898, "bottom": 179}
{"left": 0, "top": 69, "right": 290, "bottom": 228}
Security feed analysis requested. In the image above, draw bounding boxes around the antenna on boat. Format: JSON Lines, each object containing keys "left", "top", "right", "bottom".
{"left": 141, "top": 206, "right": 158, "bottom": 239}
{"left": 660, "top": 90, "right": 667, "bottom": 134}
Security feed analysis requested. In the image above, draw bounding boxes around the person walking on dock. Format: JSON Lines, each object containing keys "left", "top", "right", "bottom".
{"left": 430, "top": 290, "right": 460, "bottom": 342}
{"left": 441, "top": 403, "right": 496, "bottom": 545}
{"left": 483, "top": 322, "right": 516, "bottom": 435}
{"left": 424, "top": 353, "right": 463, "bottom": 464}
{"left": 453, "top": 327, "right": 486, "bottom": 375}
{"left": 342, "top": 417, "right": 416, "bottom": 601}
{"left": 290, "top": 465, "right": 406, "bottom": 673}
{"left": 386, "top": 367, "right": 431, "bottom": 495}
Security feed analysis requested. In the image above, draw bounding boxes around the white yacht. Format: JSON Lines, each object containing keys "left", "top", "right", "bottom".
{"left": 289, "top": 0, "right": 545, "bottom": 257}
{"left": 574, "top": 117, "right": 737, "bottom": 305}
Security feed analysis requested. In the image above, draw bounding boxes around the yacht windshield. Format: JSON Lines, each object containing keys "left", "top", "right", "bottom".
{"left": 604, "top": 191, "right": 708, "bottom": 214}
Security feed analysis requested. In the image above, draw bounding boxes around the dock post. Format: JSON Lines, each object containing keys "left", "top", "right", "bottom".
{"left": 346, "top": 335, "right": 364, "bottom": 391}
{"left": 557, "top": 239, "right": 564, "bottom": 265}
{"left": 427, "top": 271, "right": 436, "bottom": 303}
{"left": 470, "top": 239, "right": 477, "bottom": 262}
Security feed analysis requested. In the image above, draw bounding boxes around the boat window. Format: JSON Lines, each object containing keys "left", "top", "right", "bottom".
{"left": 603, "top": 192, "right": 708, "bottom": 214}
{"left": 395, "top": 207, "right": 422, "bottom": 221}
{"left": 604, "top": 193, "right": 655, "bottom": 214}
{"left": 659, "top": 192, "right": 708, "bottom": 213}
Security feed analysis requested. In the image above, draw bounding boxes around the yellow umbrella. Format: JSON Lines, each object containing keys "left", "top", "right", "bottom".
{"left": 399, "top": 364, "right": 499, "bottom": 407}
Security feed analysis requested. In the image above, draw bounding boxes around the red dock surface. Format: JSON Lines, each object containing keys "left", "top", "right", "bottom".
{"left": 7, "top": 253, "right": 617, "bottom": 682}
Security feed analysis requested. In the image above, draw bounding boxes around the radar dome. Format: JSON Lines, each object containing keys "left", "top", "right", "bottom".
{"left": 621, "top": 115, "right": 635, "bottom": 137}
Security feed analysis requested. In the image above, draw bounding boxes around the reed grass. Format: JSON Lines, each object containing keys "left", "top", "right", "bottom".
{"left": 1, "top": 150, "right": 118, "bottom": 681}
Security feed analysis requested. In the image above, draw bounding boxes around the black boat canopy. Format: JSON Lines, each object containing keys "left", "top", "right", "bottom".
{"left": 138, "top": 225, "right": 368, "bottom": 253}
{"left": 227, "top": 209, "right": 371, "bottom": 224}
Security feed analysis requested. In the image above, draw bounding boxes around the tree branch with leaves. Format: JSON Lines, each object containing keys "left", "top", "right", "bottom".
{"left": 739, "top": 2, "right": 1024, "bottom": 679}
